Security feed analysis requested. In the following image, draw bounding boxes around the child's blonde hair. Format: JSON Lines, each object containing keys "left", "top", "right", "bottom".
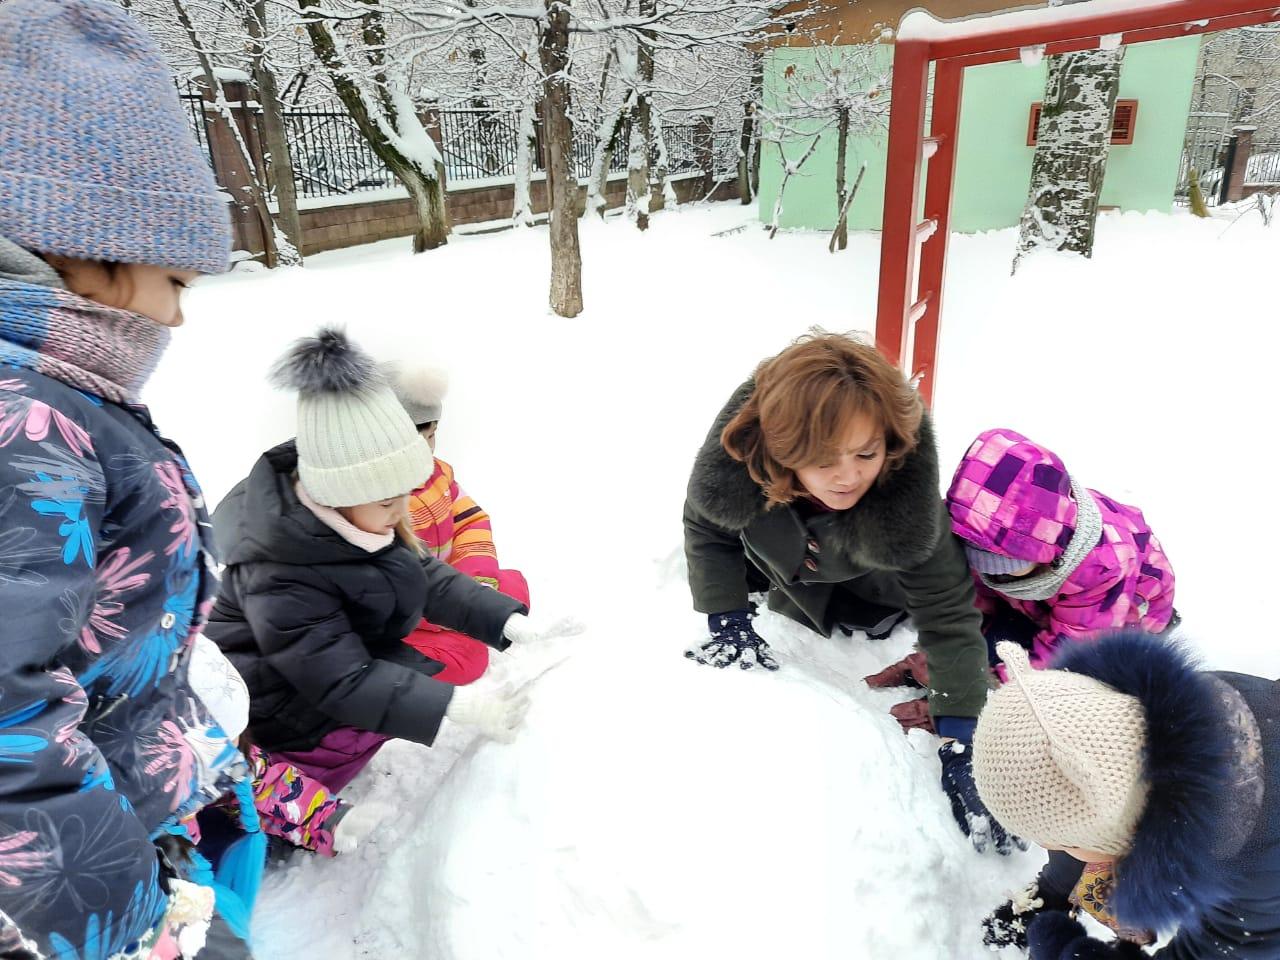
{"left": 396, "top": 517, "right": 425, "bottom": 557}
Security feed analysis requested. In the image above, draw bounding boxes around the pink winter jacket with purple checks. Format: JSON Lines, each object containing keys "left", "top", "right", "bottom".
{"left": 946, "top": 429, "right": 1175, "bottom": 668}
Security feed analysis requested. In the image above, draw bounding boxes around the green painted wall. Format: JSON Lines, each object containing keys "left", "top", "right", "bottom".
{"left": 758, "top": 35, "right": 1201, "bottom": 233}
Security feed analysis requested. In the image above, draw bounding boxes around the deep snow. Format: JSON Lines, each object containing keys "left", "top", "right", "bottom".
{"left": 148, "top": 202, "right": 1280, "bottom": 958}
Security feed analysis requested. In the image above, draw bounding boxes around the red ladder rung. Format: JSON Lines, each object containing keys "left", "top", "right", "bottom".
{"left": 915, "top": 218, "right": 939, "bottom": 244}
{"left": 908, "top": 295, "right": 930, "bottom": 325}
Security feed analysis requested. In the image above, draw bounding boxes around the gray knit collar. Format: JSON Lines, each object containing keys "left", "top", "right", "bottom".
{"left": 0, "top": 235, "right": 64, "bottom": 288}
{"left": 980, "top": 476, "right": 1102, "bottom": 602}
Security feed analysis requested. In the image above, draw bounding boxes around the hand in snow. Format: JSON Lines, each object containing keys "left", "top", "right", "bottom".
{"left": 1027, "top": 911, "right": 1144, "bottom": 959}
{"left": 982, "top": 882, "right": 1046, "bottom": 950}
{"left": 332, "top": 800, "right": 392, "bottom": 855}
{"left": 888, "top": 697, "right": 935, "bottom": 735}
{"left": 939, "top": 742, "right": 1026, "bottom": 856}
{"left": 502, "top": 612, "right": 584, "bottom": 648}
{"left": 686, "top": 611, "right": 779, "bottom": 670}
{"left": 445, "top": 671, "right": 530, "bottom": 743}
{"left": 863, "top": 651, "right": 929, "bottom": 690}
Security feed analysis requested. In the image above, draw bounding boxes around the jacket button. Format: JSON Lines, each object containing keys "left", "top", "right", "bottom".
{"left": 160, "top": 612, "right": 177, "bottom": 630}
{"left": 803, "top": 557, "right": 819, "bottom": 572}
{"left": 806, "top": 539, "right": 821, "bottom": 555}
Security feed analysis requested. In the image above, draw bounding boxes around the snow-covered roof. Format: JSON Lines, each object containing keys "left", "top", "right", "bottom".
{"left": 898, "top": 0, "right": 1278, "bottom": 53}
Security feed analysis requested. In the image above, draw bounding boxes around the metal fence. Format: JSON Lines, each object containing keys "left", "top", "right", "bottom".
{"left": 1172, "top": 124, "right": 1233, "bottom": 207}
{"left": 1176, "top": 114, "right": 1232, "bottom": 207}
{"left": 286, "top": 109, "right": 397, "bottom": 198}
{"left": 712, "top": 130, "right": 742, "bottom": 182}
{"left": 438, "top": 108, "right": 525, "bottom": 182}
{"left": 175, "top": 78, "right": 216, "bottom": 171}
{"left": 1245, "top": 141, "right": 1280, "bottom": 185}
{"left": 178, "top": 85, "right": 729, "bottom": 203}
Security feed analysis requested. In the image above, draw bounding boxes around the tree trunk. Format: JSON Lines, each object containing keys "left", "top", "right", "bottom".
{"left": 246, "top": 0, "right": 303, "bottom": 261}
{"left": 513, "top": 97, "right": 537, "bottom": 227}
{"left": 1014, "top": 36, "right": 1125, "bottom": 270}
{"left": 626, "top": 90, "right": 653, "bottom": 229}
{"left": 626, "top": 2, "right": 657, "bottom": 232}
{"left": 539, "top": 0, "right": 583, "bottom": 317}
{"left": 738, "top": 100, "right": 755, "bottom": 204}
{"left": 298, "top": 0, "right": 449, "bottom": 252}
{"left": 834, "top": 104, "right": 850, "bottom": 251}
{"left": 740, "top": 53, "right": 763, "bottom": 204}
{"left": 653, "top": 119, "right": 676, "bottom": 207}
{"left": 588, "top": 88, "right": 632, "bottom": 218}
{"left": 173, "top": 0, "right": 285, "bottom": 267}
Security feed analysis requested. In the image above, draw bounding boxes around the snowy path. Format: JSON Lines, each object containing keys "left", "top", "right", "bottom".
{"left": 152, "top": 204, "right": 1280, "bottom": 958}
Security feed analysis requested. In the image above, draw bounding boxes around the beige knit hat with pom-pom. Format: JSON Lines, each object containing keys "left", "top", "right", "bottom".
{"left": 389, "top": 362, "right": 450, "bottom": 427}
{"left": 972, "top": 642, "right": 1149, "bottom": 856}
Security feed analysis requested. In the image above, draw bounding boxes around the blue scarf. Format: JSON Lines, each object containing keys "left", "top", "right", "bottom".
{"left": 0, "top": 240, "right": 169, "bottom": 403}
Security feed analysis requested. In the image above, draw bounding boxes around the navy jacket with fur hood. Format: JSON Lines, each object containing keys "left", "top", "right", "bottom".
{"left": 205, "top": 442, "right": 525, "bottom": 753}
{"left": 1027, "top": 633, "right": 1280, "bottom": 959}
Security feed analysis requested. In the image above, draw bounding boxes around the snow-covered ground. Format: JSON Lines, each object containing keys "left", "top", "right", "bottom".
{"left": 150, "top": 203, "right": 1280, "bottom": 958}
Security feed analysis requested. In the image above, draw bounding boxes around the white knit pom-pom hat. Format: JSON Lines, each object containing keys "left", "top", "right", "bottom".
{"left": 270, "top": 327, "right": 432, "bottom": 508}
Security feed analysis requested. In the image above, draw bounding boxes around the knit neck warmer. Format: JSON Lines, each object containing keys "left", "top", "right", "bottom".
{"left": 981, "top": 476, "right": 1103, "bottom": 602}
{"left": 0, "top": 247, "right": 169, "bottom": 405}
{"left": 295, "top": 480, "right": 395, "bottom": 553}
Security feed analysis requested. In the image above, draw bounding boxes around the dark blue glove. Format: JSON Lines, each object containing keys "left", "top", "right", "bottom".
{"left": 1027, "top": 911, "right": 1144, "bottom": 959}
{"left": 981, "top": 606, "right": 1039, "bottom": 666}
{"left": 686, "top": 611, "right": 780, "bottom": 670}
{"left": 939, "top": 742, "right": 1026, "bottom": 855}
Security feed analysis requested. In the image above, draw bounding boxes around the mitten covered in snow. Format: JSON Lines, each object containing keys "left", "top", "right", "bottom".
{"left": 939, "top": 741, "right": 1026, "bottom": 855}
{"left": 982, "top": 880, "right": 1049, "bottom": 950}
{"left": 332, "top": 800, "right": 391, "bottom": 855}
{"left": 445, "top": 672, "right": 530, "bottom": 743}
{"left": 686, "top": 610, "right": 779, "bottom": 670}
{"left": 502, "top": 612, "right": 584, "bottom": 647}
{"left": 1027, "top": 911, "right": 1145, "bottom": 960}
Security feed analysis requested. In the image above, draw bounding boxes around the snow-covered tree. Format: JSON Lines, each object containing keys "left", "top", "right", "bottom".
{"left": 763, "top": 40, "right": 890, "bottom": 248}
{"left": 296, "top": 0, "right": 451, "bottom": 251}
{"left": 1195, "top": 25, "right": 1280, "bottom": 141}
{"left": 126, "top": 0, "right": 304, "bottom": 266}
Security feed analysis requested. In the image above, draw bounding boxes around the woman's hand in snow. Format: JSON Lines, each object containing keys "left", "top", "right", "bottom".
{"left": 686, "top": 610, "right": 780, "bottom": 671}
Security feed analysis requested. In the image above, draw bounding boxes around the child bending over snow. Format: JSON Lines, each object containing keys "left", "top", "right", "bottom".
{"left": 388, "top": 363, "right": 531, "bottom": 684}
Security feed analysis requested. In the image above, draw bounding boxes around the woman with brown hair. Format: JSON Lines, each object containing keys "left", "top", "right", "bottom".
{"left": 683, "top": 331, "right": 1013, "bottom": 852}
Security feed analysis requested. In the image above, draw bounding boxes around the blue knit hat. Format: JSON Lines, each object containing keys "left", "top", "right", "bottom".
{"left": 0, "top": 0, "right": 231, "bottom": 274}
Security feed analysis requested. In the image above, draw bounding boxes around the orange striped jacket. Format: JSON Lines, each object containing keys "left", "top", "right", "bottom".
{"left": 407, "top": 457, "right": 500, "bottom": 587}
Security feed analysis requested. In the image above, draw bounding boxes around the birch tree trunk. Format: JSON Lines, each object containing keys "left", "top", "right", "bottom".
{"left": 1014, "top": 21, "right": 1125, "bottom": 270}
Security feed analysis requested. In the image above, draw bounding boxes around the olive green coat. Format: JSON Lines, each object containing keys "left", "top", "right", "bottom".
{"left": 683, "top": 382, "right": 990, "bottom": 720}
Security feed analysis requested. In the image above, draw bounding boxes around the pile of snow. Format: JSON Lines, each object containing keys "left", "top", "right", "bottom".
{"left": 150, "top": 203, "right": 1280, "bottom": 958}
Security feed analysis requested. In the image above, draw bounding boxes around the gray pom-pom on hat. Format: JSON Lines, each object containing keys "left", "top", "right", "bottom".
{"left": 271, "top": 327, "right": 432, "bottom": 508}
{"left": 388, "top": 362, "right": 450, "bottom": 426}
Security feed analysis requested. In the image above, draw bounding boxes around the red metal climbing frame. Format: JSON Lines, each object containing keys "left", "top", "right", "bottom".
{"left": 876, "top": 0, "right": 1280, "bottom": 406}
